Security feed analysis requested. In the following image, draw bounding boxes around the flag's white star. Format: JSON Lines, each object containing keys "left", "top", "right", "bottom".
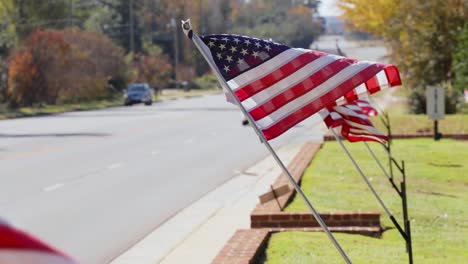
{"left": 254, "top": 42, "right": 261, "bottom": 48}
{"left": 219, "top": 44, "right": 226, "bottom": 50}
{"left": 217, "top": 53, "right": 223, "bottom": 59}
{"left": 265, "top": 45, "right": 271, "bottom": 51}
{"left": 237, "top": 58, "right": 245, "bottom": 65}
{"left": 244, "top": 39, "right": 251, "bottom": 45}
{"left": 223, "top": 65, "right": 230, "bottom": 72}
{"left": 233, "top": 38, "right": 240, "bottom": 44}
{"left": 208, "top": 41, "right": 215, "bottom": 47}
{"left": 226, "top": 55, "right": 233, "bottom": 62}
{"left": 252, "top": 50, "right": 260, "bottom": 58}
{"left": 230, "top": 46, "right": 237, "bottom": 53}
{"left": 241, "top": 49, "right": 248, "bottom": 56}
{"left": 221, "top": 37, "right": 229, "bottom": 42}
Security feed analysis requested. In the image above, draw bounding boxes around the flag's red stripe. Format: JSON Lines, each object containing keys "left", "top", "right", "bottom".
{"left": 347, "top": 127, "right": 387, "bottom": 138}
{"left": 343, "top": 125, "right": 388, "bottom": 142}
{"left": 323, "top": 114, "right": 342, "bottom": 128}
{"left": 384, "top": 65, "right": 402, "bottom": 86}
{"left": 365, "top": 76, "right": 380, "bottom": 94}
{"left": 0, "top": 225, "right": 71, "bottom": 259}
{"left": 234, "top": 51, "right": 326, "bottom": 101}
{"left": 249, "top": 59, "right": 355, "bottom": 121}
{"left": 344, "top": 88, "right": 358, "bottom": 102}
{"left": 261, "top": 65, "right": 385, "bottom": 140}
{"left": 0, "top": 226, "right": 55, "bottom": 252}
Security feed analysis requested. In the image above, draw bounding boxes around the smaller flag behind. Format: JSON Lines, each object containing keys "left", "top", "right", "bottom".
{"left": 0, "top": 221, "right": 77, "bottom": 264}
{"left": 320, "top": 101, "right": 387, "bottom": 144}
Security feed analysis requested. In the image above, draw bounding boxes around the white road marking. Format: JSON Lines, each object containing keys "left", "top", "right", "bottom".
{"left": 108, "top": 163, "right": 123, "bottom": 170}
{"left": 43, "top": 183, "right": 64, "bottom": 192}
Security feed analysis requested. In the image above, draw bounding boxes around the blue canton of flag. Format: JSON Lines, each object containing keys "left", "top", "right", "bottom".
{"left": 200, "top": 34, "right": 289, "bottom": 81}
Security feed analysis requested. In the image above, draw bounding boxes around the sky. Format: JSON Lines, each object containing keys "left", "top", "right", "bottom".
{"left": 318, "top": 0, "right": 343, "bottom": 17}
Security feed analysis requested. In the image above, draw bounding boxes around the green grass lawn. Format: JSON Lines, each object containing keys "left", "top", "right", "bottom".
{"left": 264, "top": 139, "right": 468, "bottom": 263}
{"left": 371, "top": 101, "right": 467, "bottom": 135}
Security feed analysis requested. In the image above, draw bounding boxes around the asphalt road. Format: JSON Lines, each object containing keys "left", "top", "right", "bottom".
{"left": 0, "top": 94, "right": 324, "bottom": 263}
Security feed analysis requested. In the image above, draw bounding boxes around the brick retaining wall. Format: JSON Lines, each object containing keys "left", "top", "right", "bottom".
{"left": 324, "top": 133, "right": 468, "bottom": 141}
{"left": 251, "top": 211, "right": 380, "bottom": 229}
{"left": 212, "top": 229, "right": 270, "bottom": 264}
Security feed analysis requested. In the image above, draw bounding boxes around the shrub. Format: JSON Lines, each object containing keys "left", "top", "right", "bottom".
{"left": 6, "top": 29, "right": 126, "bottom": 106}
{"left": 194, "top": 74, "right": 221, "bottom": 90}
{"left": 7, "top": 30, "right": 70, "bottom": 106}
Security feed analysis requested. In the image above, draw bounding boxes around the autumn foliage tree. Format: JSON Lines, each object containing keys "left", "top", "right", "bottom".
{"left": 130, "top": 52, "right": 172, "bottom": 94}
{"left": 7, "top": 30, "right": 70, "bottom": 106}
{"left": 6, "top": 29, "right": 126, "bottom": 106}
{"left": 338, "top": 0, "right": 466, "bottom": 112}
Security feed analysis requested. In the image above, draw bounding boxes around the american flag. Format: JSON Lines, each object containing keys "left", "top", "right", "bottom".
{"left": 0, "top": 221, "right": 77, "bottom": 264}
{"left": 198, "top": 34, "right": 401, "bottom": 140}
{"left": 320, "top": 100, "right": 388, "bottom": 144}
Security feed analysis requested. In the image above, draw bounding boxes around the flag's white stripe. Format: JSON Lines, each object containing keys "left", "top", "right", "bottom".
{"left": 319, "top": 109, "right": 330, "bottom": 120}
{"left": 355, "top": 83, "right": 367, "bottom": 95}
{"left": 254, "top": 61, "right": 373, "bottom": 129}
{"left": 241, "top": 55, "right": 339, "bottom": 111}
{"left": 334, "top": 105, "right": 369, "bottom": 120}
{"left": 345, "top": 120, "right": 386, "bottom": 136}
{"left": 330, "top": 111, "right": 341, "bottom": 121}
{"left": 376, "top": 70, "right": 388, "bottom": 89}
{"left": 345, "top": 104, "right": 362, "bottom": 111}
{"left": 227, "top": 48, "right": 308, "bottom": 91}
{"left": 333, "top": 104, "right": 368, "bottom": 120}
{"left": 347, "top": 132, "right": 386, "bottom": 143}
{"left": 0, "top": 250, "right": 76, "bottom": 264}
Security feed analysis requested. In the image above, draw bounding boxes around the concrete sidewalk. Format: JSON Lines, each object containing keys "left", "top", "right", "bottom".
{"left": 111, "top": 142, "right": 313, "bottom": 264}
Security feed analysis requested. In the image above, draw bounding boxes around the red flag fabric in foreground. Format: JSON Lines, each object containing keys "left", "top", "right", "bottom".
{"left": 198, "top": 34, "right": 401, "bottom": 140}
{"left": 0, "top": 221, "right": 77, "bottom": 264}
{"left": 320, "top": 101, "right": 388, "bottom": 144}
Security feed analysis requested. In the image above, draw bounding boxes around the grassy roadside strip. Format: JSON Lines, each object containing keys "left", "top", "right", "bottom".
{"left": 263, "top": 139, "right": 468, "bottom": 263}
{"left": 0, "top": 88, "right": 222, "bottom": 120}
{"left": 0, "top": 96, "right": 124, "bottom": 120}
{"left": 370, "top": 101, "right": 467, "bottom": 135}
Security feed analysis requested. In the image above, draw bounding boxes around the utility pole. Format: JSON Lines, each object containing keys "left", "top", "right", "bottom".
{"left": 171, "top": 17, "right": 179, "bottom": 89}
{"left": 129, "top": 0, "right": 135, "bottom": 53}
{"left": 68, "top": 0, "right": 73, "bottom": 27}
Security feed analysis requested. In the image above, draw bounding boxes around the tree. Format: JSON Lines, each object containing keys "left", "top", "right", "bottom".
{"left": 229, "top": 0, "right": 321, "bottom": 48}
{"left": 339, "top": 0, "right": 467, "bottom": 112}
{"left": 452, "top": 23, "right": 468, "bottom": 93}
{"left": 6, "top": 28, "right": 126, "bottom": 106}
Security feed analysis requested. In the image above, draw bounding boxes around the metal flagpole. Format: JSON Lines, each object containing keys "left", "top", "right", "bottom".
{"left": 363, "top": 142, "right": 401, "bottom": 194}
{"left": 366, "top": 142, "right": 413, "bottom": 264}
{"left": 181, "top": 19, "right": 352, "bottom": 264}
{"left": 330, "top": 129, "right": 407, "bottom": 238}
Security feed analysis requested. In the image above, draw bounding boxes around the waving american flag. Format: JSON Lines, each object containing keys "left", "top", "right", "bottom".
{"left": 197, "top": 33, "right": 401, "bottom": 140}
{"left": 0, "top": 221, "right": 77, "bottom": 264}
{"left": 320, "top": 100, "right": 388, "bottom": 144}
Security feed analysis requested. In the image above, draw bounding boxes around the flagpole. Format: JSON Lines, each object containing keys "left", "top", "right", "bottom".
{"left": 330, "top": 129, "right": 407, "bottom": 238}
{"left": 363, "top": 142, "right": 401, "bottom": 194}
{"left": 182, "top": 19, "right": 352, "bottom": 264}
